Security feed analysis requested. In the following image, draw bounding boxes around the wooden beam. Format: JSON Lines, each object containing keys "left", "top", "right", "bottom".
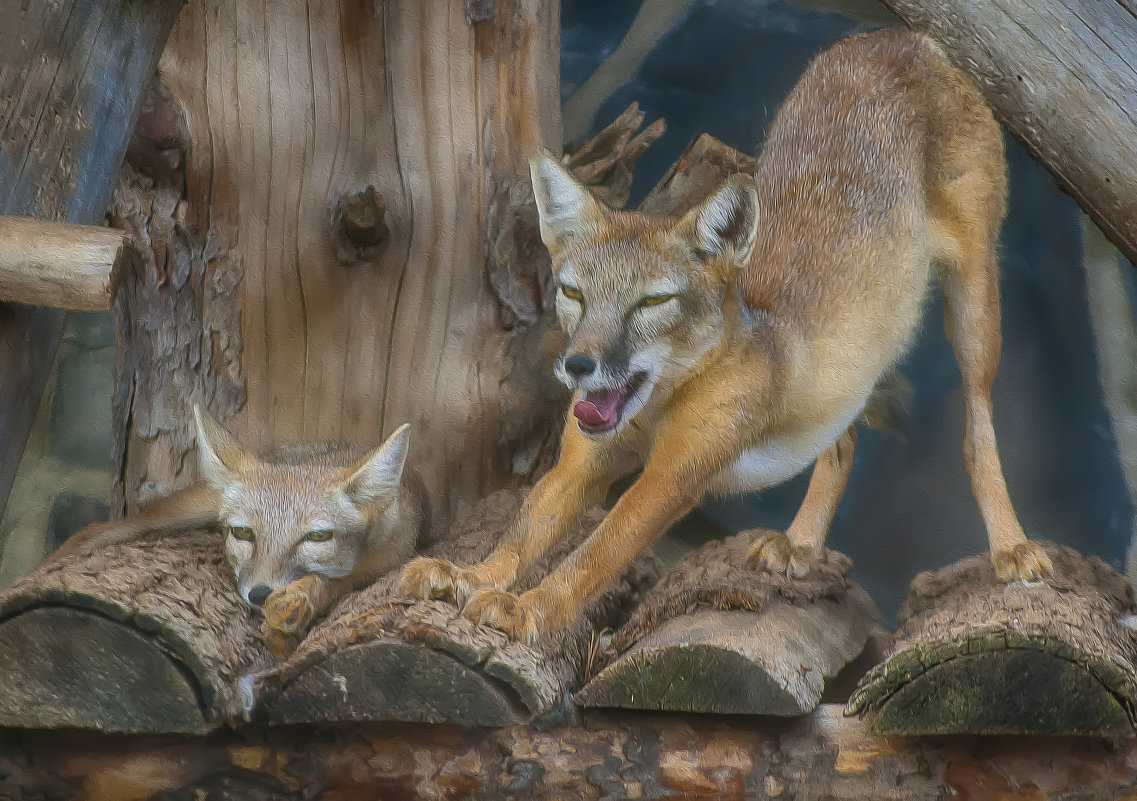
{"left": 0, "top": 0, "right": 184, "bottom": 518}
{"left": 0, "top": 218, "right": 133, "bottom": 312}
{"left": 877, "top": 0, "right": 1137, "bottom": 267}
{"left": 2, "top": 706, "right": 1136, "bottom": 799}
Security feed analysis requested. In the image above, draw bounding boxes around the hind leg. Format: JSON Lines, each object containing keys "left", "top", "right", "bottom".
{"left": 934, "top": 170, "right": 1052, "bottom": 583}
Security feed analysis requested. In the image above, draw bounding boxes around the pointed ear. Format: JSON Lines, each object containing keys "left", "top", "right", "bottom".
{"left": 676, "top": 174, "right": 759, "bottom": 264}
{"left": 342, "top": 423, "right": 410, "bottom": 510}
{"left": 529, "top": 151, "right": 604, "bottom": 254}
{"left": 193, "top": 404, "right": 255, "bottom": 490}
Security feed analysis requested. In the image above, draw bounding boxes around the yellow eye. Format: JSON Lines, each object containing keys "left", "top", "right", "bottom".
{"left": 228, "top": 525, "right": 255, "bottom": 542}
{"left": 561, "top": 285, "right": 584, "bottom": 303}
{"left": 305, "top": 529, "right": 334, "bottom": 542}
{"left": 639, "top": 294, "right": 675, "bottom": 308}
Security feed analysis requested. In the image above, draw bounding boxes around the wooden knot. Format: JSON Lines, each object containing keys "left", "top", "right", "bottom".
{"left": 338, "top": 186, "right": 387, "bottom": 248}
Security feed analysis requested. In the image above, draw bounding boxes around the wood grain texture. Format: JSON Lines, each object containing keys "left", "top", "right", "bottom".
{"left": 0, "top": 0, "right": 183, "bottom": 518}
{"left": 879, "top": 0, "right": 1137, "bottom": 267}
{"left": 0, "top": 531, "right": 270, "bottom": 734}
{"left": 113, "top": 0, "right": 560, "bottom": 526}
{"left": 848, "top": 542, "right": 1137, "bottom": 736}
{"left": 0, "top": 218, "right": 131, "bottom": 311}
{"left": 3, "top": 706, "right": 1137, "bottom": 799}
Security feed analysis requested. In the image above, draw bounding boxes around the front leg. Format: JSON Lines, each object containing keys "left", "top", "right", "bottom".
{"left": 261, "top": 574, "right": 351, "bottom": 658}
{"left": 395, "top": 416, "right": 614, "bottom": 606}
{"left": 465, "top": 388, "right": 758, "bottom": 641}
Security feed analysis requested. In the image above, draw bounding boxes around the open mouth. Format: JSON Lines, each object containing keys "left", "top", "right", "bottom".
{"left": 572, "top": 372, "right": 648, "bottom": 434}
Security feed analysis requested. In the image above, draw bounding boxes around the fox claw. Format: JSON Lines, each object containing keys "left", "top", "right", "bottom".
{"left": 992, "top": 541, "right": 1053, "bottom": 583}
{"left": 395, "top": 557, "right": 464, "bottom": 604}
{"left": 262, "top": 580, "right": 318, "bottom": 659}
{"left": 746, "top": 530, "right": 817, "bottom": 578}
{"left": 461, "top": 588, "right": 539, "bottom": 644}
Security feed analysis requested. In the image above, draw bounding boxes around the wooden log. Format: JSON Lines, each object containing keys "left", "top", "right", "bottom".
{"left": 3, "top": 706, "right": 1137, "bottom": 799}
{"left": 577, "top": 533, "right": 878, "bottom": 715}
{"left": 877, "top": 0, "right": 1137, "bottom": 268}
{"left": 254, "top": 487, "right": 662, "bottom": 727}
{"left": 0, "top": 532, "right": 269, "bottom": 734}
{"left": 847, "top": 542, "right": 1137, "bottom": 736}
{"left": 0, "top": 0, "right": 183, "bottom": 519}
{"left": 0, "top": 218, "right": 133, "bottom": 311}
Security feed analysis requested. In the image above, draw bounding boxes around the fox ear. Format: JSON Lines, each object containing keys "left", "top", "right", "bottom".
{"left": 193, "top": 404, "right": 255, "bottom": 489}
{"left": 530, "top": 152, "right": 604, "bottom": 254}
{"left": 343, "top": 423, "right": 410, "bottom": 509}
{"left": 676, "top": 174, "right": 759, "bottom": 264}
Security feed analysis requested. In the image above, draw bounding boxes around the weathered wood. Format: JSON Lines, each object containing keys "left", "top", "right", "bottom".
{"left": 0, "top": 218, "right": 133, "bottom": 311}
{"left": 2, "top": 706, "right": 1137, "bottom": 799}
{"left": 255, "top": 488, "right": 662, "bottom": 727}
{"left": 638, "top": 132, "right": 758, "bottom": 216}
{"left": 847, "top": 542, "right": 1137, "bottom": 736}
{"left": 109, "top": 0, "right": 562, "bottom": 528}
{"left": 0, "top": 532, "right": 269, "bottom": 734}
{"left": 878, "top": 0, "right": 1137, "bottom": 268}
{"left": 579, "top": 533, "right": 877, "bottom": 715}
{"left": 0, "top": 0, "right": 183, "bottom": 518}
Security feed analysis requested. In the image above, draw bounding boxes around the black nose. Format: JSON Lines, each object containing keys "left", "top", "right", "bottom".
{"left": 247, "top": 585, "right": 272, "bottom": 607}
{"left": 564, "top": 353, "right": 596, "bottom": 378}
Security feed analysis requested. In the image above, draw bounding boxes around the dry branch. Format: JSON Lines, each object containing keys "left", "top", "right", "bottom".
{"left": 879, "top": 0, "right": 1137, "bottom": 267}
{"left": 0, "top": 218, "right": 133, "bottom": 311}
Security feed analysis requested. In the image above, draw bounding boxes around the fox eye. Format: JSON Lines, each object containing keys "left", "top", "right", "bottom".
{"left": 560, "top": 285, "right": 584, "bottom": 303}
{"left": 305, "top": 529, "right": 335, "bottom": 542}
{"left": 639, "top": 293, "right": 676, "bottom": 308}
{"left": 228, "top": 525, "right": 255, "bottom": 542}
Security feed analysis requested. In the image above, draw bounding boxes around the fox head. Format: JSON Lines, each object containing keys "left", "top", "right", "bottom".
{"left": 530, "top": 153, "right": 759, "bottom": 437}
{"left": 192, "top": 406, "right": 411, "bottom": 608}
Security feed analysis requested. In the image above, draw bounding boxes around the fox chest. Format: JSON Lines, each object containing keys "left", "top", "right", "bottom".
{"left": 708, "top": 407, "right": 861, "bottom": 495}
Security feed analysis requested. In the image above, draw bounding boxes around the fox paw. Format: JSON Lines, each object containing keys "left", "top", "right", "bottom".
{"left": 746, "top": 530, "right": 818, "bottom": 578}
{"left": 993, "top": 541, "right": 1053, "bottom": 583}
{"left": 262, "top": 581, "right": 318, "bottom": 659}
{"left": 395, "top": 557, "right": 464, "bottom": 604}
{"left": 461, "top": 588, "right": 540, "bottom": 644}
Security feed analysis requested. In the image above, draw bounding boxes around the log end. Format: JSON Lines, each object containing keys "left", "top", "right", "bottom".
{"left": 864, "top": 648, "right": 1133, "bottom": 736}
{"left": 265, "top": 637, "right": 524, "bottom": 727}
{"left": 847, "top": 543, "right": 1137, "bottom": 736}
{"left": 0, "top": 607, "right": 208, "bottom": 734}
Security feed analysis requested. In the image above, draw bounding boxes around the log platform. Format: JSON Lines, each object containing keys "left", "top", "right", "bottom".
{"left": 847, "top": 542, "right": 1137, "bottom": 736}
{"left": 254, "top": 488, "right": 661, "bottom": 727}
{"left": 577, "top": 533, "right": 879, "bottom": 716}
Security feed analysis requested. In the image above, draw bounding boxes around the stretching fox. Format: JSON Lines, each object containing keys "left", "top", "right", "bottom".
{"left": 59, "top": 406, "right": 426, "bottom": 656}
{"left": 397, "top": 29, "right": 1053, "bottom": 642}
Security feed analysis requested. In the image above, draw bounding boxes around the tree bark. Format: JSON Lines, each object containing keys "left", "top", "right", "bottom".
{"left": 0, "top": 0, "right": 183, "bottom": 519}
{"left": 108, "top": 0, "right": 562, "bottom": 525}
{"left": 878, "top": 0, "right": 1137, "bottom": 268}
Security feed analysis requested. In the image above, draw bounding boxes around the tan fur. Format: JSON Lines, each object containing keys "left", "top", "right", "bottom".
{"left": 57, "top": 407, "right": 426, "bottom": 657}
{"left": 396, "top": 30, "right": 1052, "bottom": 642}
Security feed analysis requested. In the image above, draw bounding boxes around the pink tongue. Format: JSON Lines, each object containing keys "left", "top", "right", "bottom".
{"left": 573, "top": 389, "right": 622, "bottom": 427}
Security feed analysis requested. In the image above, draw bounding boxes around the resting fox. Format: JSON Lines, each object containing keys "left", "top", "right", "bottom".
{"left": 396, "top": 29, "right": 1053, "bottom": 642}
{"left": 58, "top": 406, "right": 426, "bottom": 656}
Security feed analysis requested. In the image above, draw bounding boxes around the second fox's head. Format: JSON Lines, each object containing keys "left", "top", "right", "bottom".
{"left": 192, "top": 406, "right": 410, "bottom": 609}
{"left": 530, "top": 153, "right": 758, "bottom": 438}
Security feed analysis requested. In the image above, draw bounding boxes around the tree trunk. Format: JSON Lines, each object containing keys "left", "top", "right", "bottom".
{"left": 109, "top": 0, "right": 561, "bottom": 524}
{"left": 878, "top": 0, "right": 1137, "bottom": 268}
{"left": 0, "top": 0, "right": 183, "bottom": 519}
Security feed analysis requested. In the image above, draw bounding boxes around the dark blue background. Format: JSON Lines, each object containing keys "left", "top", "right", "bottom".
{"left": 562, "top": 0, "right": 1134, "bottom": 624}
